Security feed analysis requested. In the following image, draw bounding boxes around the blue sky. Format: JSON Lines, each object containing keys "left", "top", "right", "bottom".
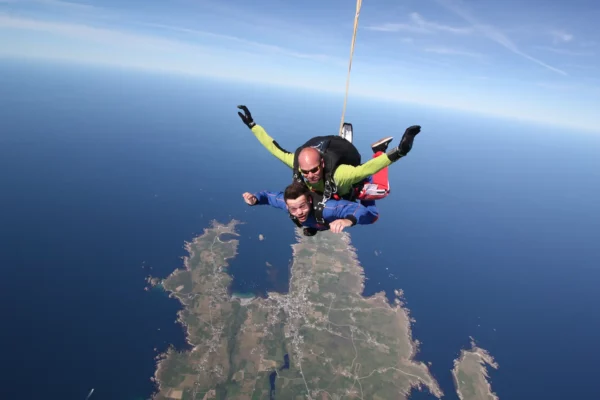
{"left": 1, "top": 0, "right": 599, "bottom": 132}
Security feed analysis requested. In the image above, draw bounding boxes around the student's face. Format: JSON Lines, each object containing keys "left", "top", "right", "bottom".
{"left": 286, "top": 195, "right": 312, "bottom": 222}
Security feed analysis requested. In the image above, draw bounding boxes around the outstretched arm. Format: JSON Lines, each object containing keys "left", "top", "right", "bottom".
{"left": 324, "top": 199, "right": 379, "bottom": 226}
{"left": 250, "top": 125, "right": 295, "bottom": 168}
{"left": 242, "top": 191, "right": 288, "bottom": 211}
{"left": 333, "top": 155, "right": 394, "bottom": 188}
{"left": 237, "top": 105, "right": 295, "bottom": 168}
{"left": 332, "top": 125, "right": 421, "bottom": 188}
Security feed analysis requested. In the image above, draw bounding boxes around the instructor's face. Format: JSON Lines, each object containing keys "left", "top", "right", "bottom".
{"left": 286, "top": 195, "right": 311, "bottom": 223}
{"left": 299, "top": 157, "right": 323, "bottom": 184}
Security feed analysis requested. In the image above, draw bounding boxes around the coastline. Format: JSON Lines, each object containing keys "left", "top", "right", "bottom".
{"left": 148, "top": 219, "right": 242, "bottom": 399}
{"left": 148, "top": 221, "right": 441, "bottom": 399}
{"left": 341, "top": 232, "right": 443, "bottom": 398}
{"left": 285, "top": 229, "right": 443, "bottom": 398}
{"left": 451, "top": 338, "right": 499, "bottom": 400}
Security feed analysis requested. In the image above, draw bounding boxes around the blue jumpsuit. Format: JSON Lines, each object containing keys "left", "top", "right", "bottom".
{"left": 252, "top": 191, "right": 379, "bottom": 231}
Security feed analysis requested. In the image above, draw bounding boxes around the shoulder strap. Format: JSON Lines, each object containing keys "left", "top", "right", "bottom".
{"left": 289, "top": 213, "right": 303, "bottom": 228}
{"left": 320, "top": 153, "right": 338, "bottom": 202}
{"left": 292, "top": 146, "right": 304, "bottom": 183}
{"left": 308, "top": 191, "right": 329, "bottom": 227}
{"left": 321, "top": 136, "right": 361, "bottom": 200}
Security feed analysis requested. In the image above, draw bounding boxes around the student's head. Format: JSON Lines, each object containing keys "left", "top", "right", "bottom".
{"left": 284, "top": 182, "right": 313, "bottom": 223}
{"left": 298, "top": 147, "right": 324, "bottom": 184}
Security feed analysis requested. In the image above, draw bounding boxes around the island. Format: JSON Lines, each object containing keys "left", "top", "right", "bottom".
{"left": 148, "top": 219, "right": 443, "bottom": 399}
{"left": 452, "top": 338, "right": 499, "bottom": 400}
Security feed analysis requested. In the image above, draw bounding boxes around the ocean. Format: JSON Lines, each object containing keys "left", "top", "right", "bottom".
{"left": 0, "top": 59, "right": 599, "bottom": 399}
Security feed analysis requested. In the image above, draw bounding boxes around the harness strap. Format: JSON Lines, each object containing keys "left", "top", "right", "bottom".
{"left": 313, "top": 201, "right": 326, "bottom": 225}
{"left": 289, "top": 213, "right": 303, "bottom": 228}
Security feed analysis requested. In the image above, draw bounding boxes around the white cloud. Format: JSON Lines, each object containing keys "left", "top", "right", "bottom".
{"left": 424, "top": 46, "right": 483, "bottom": 58}
{"left": 141, "top": 23, "right": 344, "bottom": 66}
{"left": 367, "top": 22, "right": 422, "bottom": 33}
{"left": 0, "top": 14, "right": 205, "bottom": 51}
{"left": 564, "top": 63, "right": 598, "bottom": 71}
{"left": 434, "top": 0, "right": 567, "bottom": 76}
{"left": 0, "top": 14, "right": 343, "bottom": 66}
{"left": 549, "top": 29, "right": 573, "bottom": 44}
{"left": 366, "top": 12, "right": 471, "bottom": 35}
{"left": 0, "top": 0, "right": 97, "bottom": 10}
{"left": 536, "top": 46, "right": 594, "bottom": 56}
{"left": 0, "top": 16, "right": 345, "bottom": 93}
{"left": 410, "top": 12, "right": 472, "bottom": 34}
{"left": 349, "top": 78, "right": 600, "bottom": 134}
{"left": 536, "top": 82, "right": 578, "bottom": 90}
{"left": 1, "top": 9, "right": 598, "bottom": 134}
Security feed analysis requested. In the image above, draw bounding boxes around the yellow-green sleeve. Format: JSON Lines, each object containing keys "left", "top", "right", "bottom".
{"left": 250, "top": 124, "right": 295, "bottom": 169}
{"left": 333, "top": 154, "right": 393, "bottom": 188}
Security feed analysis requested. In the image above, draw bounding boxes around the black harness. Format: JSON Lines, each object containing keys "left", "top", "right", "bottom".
{"left": 292, "top": 135, "right": 362, "bottom": 205}
{"left": 290, "top": 135, "right": 363, "bottom": 235}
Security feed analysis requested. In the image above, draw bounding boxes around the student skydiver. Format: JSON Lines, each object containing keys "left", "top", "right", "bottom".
{"left": 242, "top": 181, "right": 379, "bottom": 236}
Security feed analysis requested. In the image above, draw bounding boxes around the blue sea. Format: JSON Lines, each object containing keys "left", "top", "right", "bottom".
{"left": 1, "top": 59, "right": 599, "bottom": 400}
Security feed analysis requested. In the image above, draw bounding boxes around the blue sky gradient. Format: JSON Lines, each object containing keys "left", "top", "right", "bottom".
{"left": 1, "top": 0, "right": 599, "bottom": 132}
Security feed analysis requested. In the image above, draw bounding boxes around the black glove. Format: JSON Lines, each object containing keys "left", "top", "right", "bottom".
{"left": 387, "top": 125, "right": 421, "bottom": 161}
{"left": 303, "top": 227, "right": 318, "bottom": 236}
{"left": 404, "top": 125, "right": 421, "bottom": 137}
{"left": 237, "top": 105, "right": 256, "bottom": 129}
{"left": 399, "top": 125, "right": 420, "bottom": 155}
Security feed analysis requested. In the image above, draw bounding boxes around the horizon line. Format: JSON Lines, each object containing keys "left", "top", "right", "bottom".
{"left": 0, "top": 54, "right": 598, "bottom": 135}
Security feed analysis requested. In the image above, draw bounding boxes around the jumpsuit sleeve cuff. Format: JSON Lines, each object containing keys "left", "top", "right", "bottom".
{"left": 346, "top": 215, "right": 358, "bottom": 226}
{"left": 386, "top": 148, "right": 402, "bottom": 162}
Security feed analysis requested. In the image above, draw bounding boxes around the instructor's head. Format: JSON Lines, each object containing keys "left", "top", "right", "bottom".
{"left": 284, "top": 182, "right": 313, "bottom": 223}
{"left": 298, "top": 147, "right": 324, "bottom": 184}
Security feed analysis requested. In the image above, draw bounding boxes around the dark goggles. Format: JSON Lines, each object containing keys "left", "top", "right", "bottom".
{"left": 300, "top": 165, "right": 321, "bottom": 175}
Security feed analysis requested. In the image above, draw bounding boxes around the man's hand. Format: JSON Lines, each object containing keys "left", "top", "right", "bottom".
{"left": 399, "top": 125, "right": 421, "bottom": 155}
{"left": 329, "top": 219, "right": 353, "bottom": 233}
{"left": 404, "top": 125, "right": 421, "bottom": 137}
{"left": 242, "top": 192, "right": 258, "bottom": 205}
{"left": 237, "top": 105, "right": 256, "bottom": 129}
{"left": 387, "top": 124, "right": 422, "bottom": 161}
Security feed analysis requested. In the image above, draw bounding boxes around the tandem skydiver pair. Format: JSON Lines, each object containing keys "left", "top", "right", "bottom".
{"left": 237, "top": 105, "right": 422, "bottom": 236}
